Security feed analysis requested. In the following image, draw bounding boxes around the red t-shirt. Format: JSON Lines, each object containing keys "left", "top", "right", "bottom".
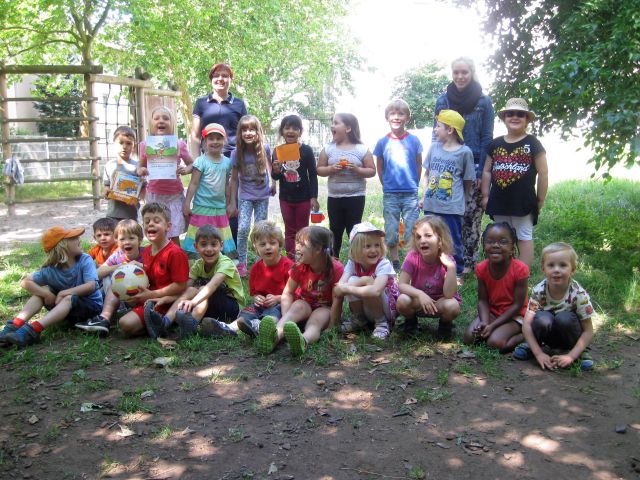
{"left": 249, "top": 256, "right": 294, "bottom": 297}
{"left": 142, "top": 241, "right": 189, "bottom": 291}
{"left": 476, "top": 259, "right": 529, "bottom": 317}
{"left": 290, "top": 258, "right": 344, "bottom": 308}
{"left": 88, "top": 243, "right": 118, "bottom": 266}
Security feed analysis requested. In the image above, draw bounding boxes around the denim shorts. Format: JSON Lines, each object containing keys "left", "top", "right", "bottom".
{"left": 382, "top": 192, "right": 419, "bottom": 246}
{"left": 238, "top": 304, "right": 282, "bottom": 321}
{"left": 492, "top": 214, "right": 534, "bottom": 241}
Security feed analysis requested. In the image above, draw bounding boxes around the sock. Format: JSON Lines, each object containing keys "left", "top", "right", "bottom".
{"left": 162, "top": 315, "right": 172, "bottom": 328}
{"left": 30, "top": 321, "right": 44, "bottom": 333}
{"left": 12, "top": 318, "right": 25, "bottom": 328}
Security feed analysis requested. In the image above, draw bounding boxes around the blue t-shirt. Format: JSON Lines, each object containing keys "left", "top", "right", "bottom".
{"left": 32, "top": 253, "right": 102, "bottom": 310}
{"left": 422, "top": 142, "right": 475, "bottom": 216}
{"left": 373, "top": 133, "right": 423, "bottom": 193}
{"left": 193, "top": 154, "right": 232, "bottom": 209}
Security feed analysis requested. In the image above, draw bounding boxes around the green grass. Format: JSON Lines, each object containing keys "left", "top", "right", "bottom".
{"left": 0, "top": 178, "right": 638, "bottom": 387}
{"left": 1, "top": 180, "right": 93, "bottom": 203}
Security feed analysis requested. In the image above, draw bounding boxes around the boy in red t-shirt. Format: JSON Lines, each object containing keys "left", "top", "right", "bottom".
{"left": 117, "top": 203, "right": 189, "bottom": 337}
{"left": 203, "top": 220, "right": 293, "bottom": 338}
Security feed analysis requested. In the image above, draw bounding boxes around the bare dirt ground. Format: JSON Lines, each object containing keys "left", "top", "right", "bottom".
{"left": 0, "top": 200, "right": 639, "bottom": 480}
{"left": 0, "top": 330, "right": 638, "bottom": 480}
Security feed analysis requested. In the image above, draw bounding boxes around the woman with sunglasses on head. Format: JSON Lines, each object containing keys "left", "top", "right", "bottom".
{"left": 481, "top": 98, "right": 549, "bottom": 267}
{"left": 434, "top": 57, "right": 495, "bottom": 276}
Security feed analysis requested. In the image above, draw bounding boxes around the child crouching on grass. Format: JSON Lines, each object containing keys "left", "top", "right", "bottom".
{"left": 256, "top": 226, "right": 344, "bottom": 356}
{"left": 514, "top": 242, "right": 595, "bottom": 371}
{"left": 334, "top": 222, "right": 399, "bottom": 340}
{"left": 0, "top": 227, "right": 103, "bottom": 348}
{"left": 202, "top": 220, "right": 293, "bottom": 338}
{"left": 150, "top": 225, "right": 245, "bottom": 340}
{"left": 75, "top": 219, "right": 145, "bottom": 336}
{"left": 396, "top": 215, "right": 461, "bottom": 340}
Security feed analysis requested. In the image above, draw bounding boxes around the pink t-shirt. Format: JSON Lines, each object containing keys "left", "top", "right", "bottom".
{"left": 401, "top": 250, "right": 461, "bottom": 303}
{"left": 476, "top": 259, "right": 529, "bottom": 317}
{"left": 290, "top": 258, "right": 344, "bottom": 309}
{"left": 139, "top": 139, "right": 190, "bottom": 195}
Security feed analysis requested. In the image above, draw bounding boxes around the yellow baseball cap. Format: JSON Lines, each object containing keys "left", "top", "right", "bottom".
{"left": 437, "top": 109, "right": 465, "bottom": 142}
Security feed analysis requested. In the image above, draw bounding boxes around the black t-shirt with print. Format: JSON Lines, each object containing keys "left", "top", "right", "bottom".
{"left": 486, "top": 134, "right": 545, "bottom": 221}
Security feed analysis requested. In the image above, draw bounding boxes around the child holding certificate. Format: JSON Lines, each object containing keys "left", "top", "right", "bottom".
{"left": 137, "top": 106, "right": 193, "bottom": 244}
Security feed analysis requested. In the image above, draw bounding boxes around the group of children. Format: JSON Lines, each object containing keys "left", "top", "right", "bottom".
{"left": 0, "top": 95, "right": 594, "bottom": 372}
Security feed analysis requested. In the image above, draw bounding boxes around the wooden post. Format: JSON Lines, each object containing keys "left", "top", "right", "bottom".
{"left": 85, "top": 73, "right": 100, "bottom": 210}
{"left": 0, "top": 66, "right": 15, "bottom": 216}
{"left": 134, "top": 84, "right": 146, "bottom": 144}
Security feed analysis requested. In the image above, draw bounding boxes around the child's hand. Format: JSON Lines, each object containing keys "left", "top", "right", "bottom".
{"left": 263, "top": 294, "right": 279, "bottom": 307}
{"left": 418, "top": 199, "right": 424, "bottom": 209}
{"left": 535, "top": 352, "right": 554, "bottom": 370}
{"left": 178, "top": 299, "right": 196, "bottom": 312}
{"left": 310, "top": 198, "right": 320, "bottom": 211}
{"left": 129, "top": 260, "right": 144, "bottom": 268}
{"left": 55, "top": 289, "right": 72, "bottom": 305}
{"left": 103, "top": 187, "right": 111, "bottom": 200}
{"left": 439, "top": 252, "right": 456, "bottom": 270}
{"left": 479, "top": 322, "right": 495, "bottom": 339}
{"left": 418, "top": 292, "right": 437, "bottom": 315}
{"left": 270, "top": 182, "right": 277, "bottom": 196}
{"left": 183, "top": 204, "right": 192, "bottom": 217}
{"left": 551, "top": 354, "right": 573, "bottom": 369}
{"left": 332, "top": 284, "right": 346, "bottom": 297}
{"left": 177, "top": 164, "right": 190, "bottom": 175}
{"left": 137, "top": 167, "right": 149, "bottom": 177}
{"left": 272, "top": 161, "right": 282, "bottom": 174}
{"left": 43, "top": 290, "right": 57, "bottom": 308}
{"left": 226, "top": 205, "right": 238, "bottom": 218}
{"left": 253, "top": 295, "right": 266, "bottom": 307}
{"left": 130, "top": 287, "right": 154, "bottom": 304}
{"left": 152, "top": 296, "right": 173, "bottom": 307}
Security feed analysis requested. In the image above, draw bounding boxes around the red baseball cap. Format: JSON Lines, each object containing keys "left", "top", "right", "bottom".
{"left": 202, "top": 123, "right": 227, "bottom": 139}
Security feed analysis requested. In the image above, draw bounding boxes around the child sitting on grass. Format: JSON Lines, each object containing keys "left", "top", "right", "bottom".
{"left": 117, "top": 202, "right": 189, "bottom": 338}
{"left": 514, "top": 242, "right": 594, "bottom": 371}
{"left": 87, "top": 217, "right": 118, "bottom": 267}
{"left": 256, "top": 226, "right": 344, "bottom": 357}
{"left": 334, "top": 222, "right": 399, "bottom": 340}
{"left": 203, "top": 220, "right": 293, "bottom": 337}
{"left": 75, "top": 219, "right": 145, "bottom": 336}
{"left": 152, "top": 225, "right": 245, "bottom": 340}
{"left": 0, "top": 226, "right": 103, "bottom": 348}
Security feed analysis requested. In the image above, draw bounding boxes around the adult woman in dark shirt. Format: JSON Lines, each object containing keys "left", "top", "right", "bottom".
{"left": 434, "top": 57, "right": 495, "bottom": 274}
{"left": 190, "top": 63, "right": 248, "bottom": 243}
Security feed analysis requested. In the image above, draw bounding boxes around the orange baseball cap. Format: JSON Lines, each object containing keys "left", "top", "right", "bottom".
{"left": 42, "top": 226, "right": 85, "bottom": 252}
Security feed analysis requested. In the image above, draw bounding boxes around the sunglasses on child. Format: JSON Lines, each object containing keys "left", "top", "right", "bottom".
{"left": 504, "top": 110, "right": 528, "bottom": 118}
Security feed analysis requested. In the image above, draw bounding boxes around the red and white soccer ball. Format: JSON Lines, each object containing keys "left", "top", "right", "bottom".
{"left": 111, "top": 264, "right": 149, "bottom": 301}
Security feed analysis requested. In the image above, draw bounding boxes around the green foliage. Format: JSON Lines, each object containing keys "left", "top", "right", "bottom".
{"left": 32, "top": 75, "right": 82, "bottom": 137}
{"left": 1, "top": 0, "right": 361, "bottom": 130}
{"left": 464, "top": 0, "right": 640, "bottom": 172}
{"left": 391, "top": 62, "right": 449, "bottom": 129}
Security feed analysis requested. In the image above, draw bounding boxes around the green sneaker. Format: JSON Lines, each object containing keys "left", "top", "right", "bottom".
{"left": 256, "top": 315, "right": 278, "bottom": 355}
{"left": 283, "top": 321, "right": 306, "bottom": 357}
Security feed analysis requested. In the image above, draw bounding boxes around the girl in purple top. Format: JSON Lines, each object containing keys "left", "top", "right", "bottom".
{"left": 396, "top": 215, "right": 461, "bottom": 339}
{"left": 228, "top": 115, "right": 275, "bottom": 276}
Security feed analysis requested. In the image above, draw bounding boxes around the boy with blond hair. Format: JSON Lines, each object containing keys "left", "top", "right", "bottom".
{"left": 204, "top": 220, "right": 293, "bottom": 337}
{"left": 373, "top": 99, "right": 423, "bottom": 269}
{"left": 514, "top": 242, "right": 594, "bottom": 371}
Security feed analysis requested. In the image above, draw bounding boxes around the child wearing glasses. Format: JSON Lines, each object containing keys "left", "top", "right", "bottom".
{"left": 481, "top": 98, "right": 548, "bottom": 266}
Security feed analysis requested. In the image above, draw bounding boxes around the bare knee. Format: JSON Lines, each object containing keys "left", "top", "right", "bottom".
{"left": 119, "top": 313, "right": 143, "bottom": 336}
{"left": 396, "top": 294, "right": 413, "bottom": 315}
